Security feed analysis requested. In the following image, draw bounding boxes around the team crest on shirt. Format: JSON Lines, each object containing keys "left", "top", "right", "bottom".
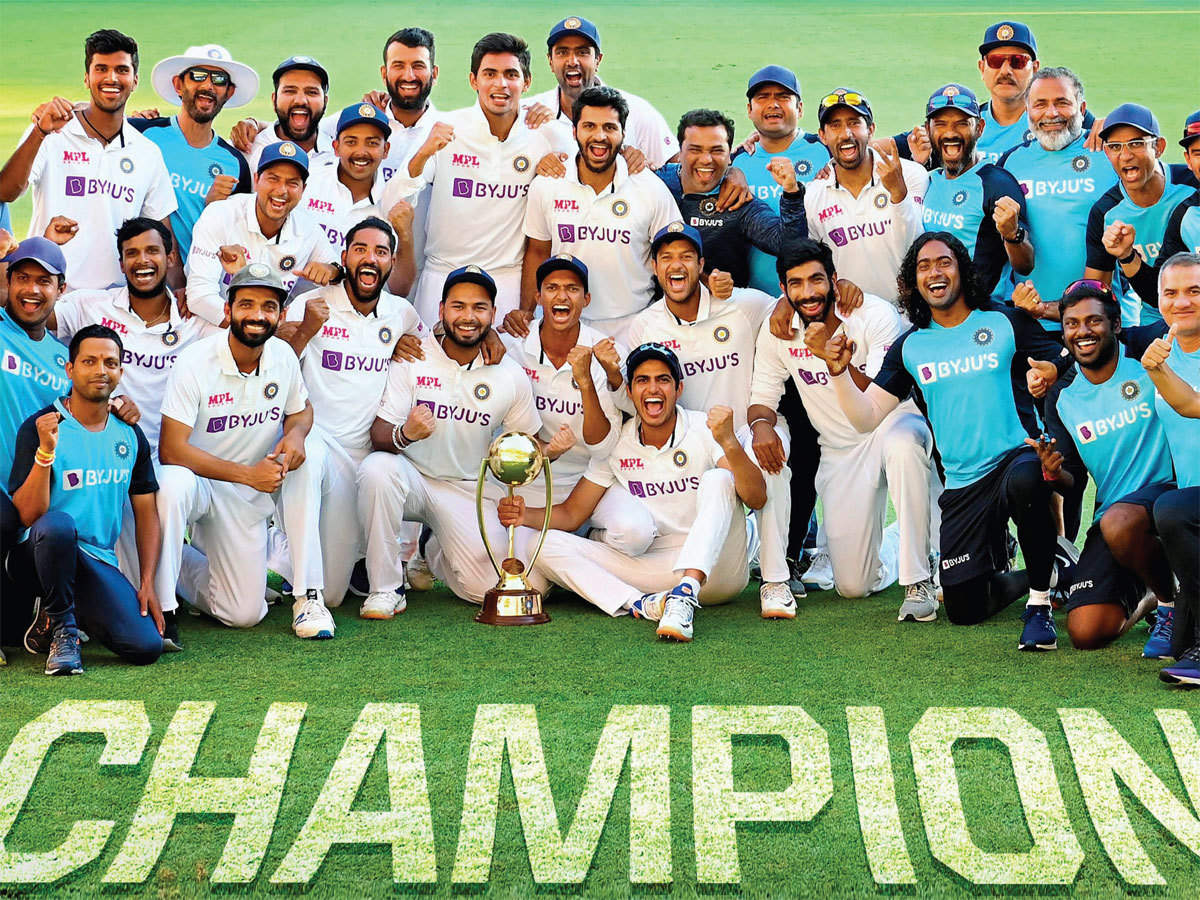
{"left": 1071, "top": 155, "right": 1090, "bottom": 172}
{"left": 672, "top": 450, "right": 688, "bottom": 468}
{"left": 208, "top": 163, "right": 222, "bottom": 178}
{"left": 162, "top": 329, "right": 179, "bottom": 347}
{"left": 1120, "top": 380, "right": 1140, "bottom": 401}
{"left": 873, "top": 193, "right": 888, "bottom": 209}
{"left": 996, "top": 24, "right": 1015, "bottom": 40}
{"left": 713, "top": 325, "right": 731, "bottom": 343}
{"left": 699, "top": 198, "right": 718, "bottom": 216}
{"left": 279, "top": 256, "right": 296, "bottom": 271}
{"left": 972, "top": 327, "right": 994, "bottom": 346}
{"left": 54, "top": 354, "right": 67, "bottom": 367}
{"left": 264, "top": 382, "right": 279, "bottom": 399}
{"left": 951, "top": 190, "right": 968, "bottom": 206}
{"left": 611, "top": 199, "right": 629, "bottom": 218}
{"left": 795, "top": 159, "right": 812, "bottom": 176}
{"left": 379, "top": 326, "right": 393, "bottom": 344}
{"left": 473, "top": 383, "right": 491, "bottom": 401}
{"left": 119, "top": 157, "right": 134, "bottom": 174}
{"left": 513, "top": 155, "right": 531, "bottom": 173}
{"left": 114, "top": 440, "right": 130, "bottom": 459}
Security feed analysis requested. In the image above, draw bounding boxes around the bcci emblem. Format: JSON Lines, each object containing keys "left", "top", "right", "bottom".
{"left": 672, "top": 450, "right": 688, "bottom": 468}
{"left": 513, "top": 155, "right": 530, "bottom": 173}
{"left": 973, "top": 327, "right": 994, "bottom": 346}
{"left": 699, "top": 198, "right": 718, "bottom": 216}
{"left": 249, "top": 262, "right": 271, "bottom": 277}
{"left": 796, "top": 160, "right": 812, "bottom": 176}
{"left": 1072, "top": 155, "right": 1090, "bottom": 172}
{"left": 564, "top": 17, "right": 582, "bottom": 28}
{"left": 379, "top": 326, "right": 393, "bottom": 344}
{"left": 667, "top": 221, "right": 685, "bottom": 233}
{"left": 119, "top": 157, "right": 134, "bottom": 174}
{"left": 997, "top": 24, "right": 1015, "bottom": 40}
{"left": 279, "top": 142, "right": 298, "bottom": 157}
{"left": 611, "top": 199, "right": 629, "bottom": 218}
{"left": 114, "top": 440, "right": 130, "bottom": 459}
{"left": 473, "top": 383, "right": 491, "bottom": 401}
{"left": 713, "top": 325, "right": 731, "bottom": 343}
{"left": 208, "top": 163, "right": 222, "bottom": 178}
{"left": 279, "top": 256, "right": 296, "bottom": 271}
{"left": 873, "top": 193, "right": 888, "bottom": 209}
{"left": 943, "top": 85, "right": 960, "bottom": 97}
{"left": 358, "top": 104, "right": 376, "bottom": 118}
{"left": 55, "top": 354, "right": 67, "bottom": 368}
{"left": 162, "top": 329, "right": 179, "bottom": 347}
{"left": 952, "top": 190, "right": 968, "bottom": 206}
{"left": 264, "top": 382, "right": 279, "bottom": 399}
{"left": 1120, "top": 380, "right": 1141, "bottom": 401}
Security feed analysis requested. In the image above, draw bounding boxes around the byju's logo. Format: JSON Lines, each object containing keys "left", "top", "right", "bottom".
{"left": 917, "top": 363, "right": 937, "bottom": 385}
{"left": 557, "top": 224, "right": 575, "bottom": 242}
{"left": 1076, "top": 421, "right": 1096, "bottom": 444}
{"left": 65, "top": 176, "right": 86, "bottom": 197}
{"left": 627, "top": 479, "right": 646, "bottom": 498}
{"left": 207, "top": 416, "right": 228, "bottom": 434}
{"left": 63, "top": 469, "right": 84, "bottom": 491}
{"left": 452, "top": 178, "right": 473, "bottom": 198}
{"left": 322, "top": 350, "right": 343, "bottom": 371}
{"left": 2, "top": 350, "right": 19, "bottom": 374}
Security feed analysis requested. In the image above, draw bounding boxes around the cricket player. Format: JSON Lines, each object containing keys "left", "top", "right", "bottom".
{"left": 515, "top": 86, "right": 680, "bottom": 340}
{"left": 498, "top": 343, "right": 766, "bottom": 642}
{"left": 0, "top": 30, "right": 177, "bottom": 291}
{"left": 239, "top": 56, "right": 334, "bottom": 172}
{"left": 750, "top": 239, "right": 940, "bottom": 619}
{"left": 828, "top": 232, "right": 1074, "bottom": 650}
{"left": 155, "top": 264, "right": 326, "bottom": 638}
{"left": 1159, "top": 112, "right": 1200, "bottom": 264}
{"left": 379, "top": 33, "right": 553, "bottom": 324}
{"left": 185, "top": 141, "right": 340, "bottom": 324}
{"left": 7, "top": 324, "right": 163, "bottom": 675}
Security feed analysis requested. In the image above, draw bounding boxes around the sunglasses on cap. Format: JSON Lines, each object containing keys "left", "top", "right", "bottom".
{"left": 927, "top": 94, "right": 978, "bottom": 114}
{"left": 1186, "top": 121, "right": 1200, "bottom": 138}
{"left": 184, "top": 68, "right": 231, "bottom": 86}
{"left": 1062, "top": 278, "right": 1116, "bottom": 303}
{"left": 820, "top": 91, "right": 865, "bottom": 110}
{"left": 984, "top": 52, "right": 1032, "bottom": 70}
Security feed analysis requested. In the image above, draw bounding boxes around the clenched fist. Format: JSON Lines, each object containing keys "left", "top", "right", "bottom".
{"left": 205, "top": 174, "right": 238, "bottom": 205}
{"left": 545, "top": 423, "right": 577, "bottom": 459}
{"left": 992, "top": 195, "right": 1021, "bottom": 241}
{"left": 707, "top": 405, "right": 736, "bottom": 448}
{"left": 35, "top": 410, "right": 62, "bottom": 454}
{"left": 404, "top": 403, "right": 436, "bottom": 441}
{"left": 566, "top": 345, "right": 594, "bottom": 387}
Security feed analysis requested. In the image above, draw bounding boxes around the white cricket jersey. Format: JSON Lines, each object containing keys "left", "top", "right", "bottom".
{"left": 286, "top": 284, "right": 426, "bottom": 451}
{"left": 160, "top": 332, "right": 308, "bottom": 466}
{"left": 803, "top": 150, "right": 928, "bottom": 302}
{"left": 376, "top": 333, "right": 541, "bottom": 481}
{"left": 500, "top": 323, "right": 621, "bottom": 482}
{"left": 625, "top": 284, "right": 775, "bottom": 430}
{"left": 584, "top": 407, "right": 724, "bottom": 538}
{"left": 749, "top": 295, "right": 914, "bottom": 452}
{"left": 54, "top": 286, "right": 220, "bottom": 450}
{"left": 378, "top": 102, "right": 552, "bottom": 272}
{"left": 246, "top": 125, "right": 335, "bottom": 174}
{"left": 525, "top": 81, "right": 679, "bottom": 168}
{"left": 300, "top": 160, "right": 389, "bottom": 252}
{"left": 185, "top": 193, "right": 339, "bottom": 325}
{"left": 524, "top": 156, "right": 680, "bottom": 322}
{"left": 21, "top": 118, "right": 176, "bottom": 290}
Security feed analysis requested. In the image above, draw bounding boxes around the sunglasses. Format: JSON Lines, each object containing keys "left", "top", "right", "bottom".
{"left": 1103, "top": 136, "right": 1157, "bottom": 154}
{"left": 820, "top": 91, "right": 865, "bottom": 110}
{"left": 984, "top": 53, "right": 1032, "bottom": 70}
{"left": 1062, "top": 279, "right": 1116, "bottom": 303}
{"left": 927, "top": 94, "right": 978, "bottom": 115}
{"left": 1183, "top": 121, "right": 1200, "bottom": 137}
{"left": 184, "top": 68, "right": 231, "bottom": 86}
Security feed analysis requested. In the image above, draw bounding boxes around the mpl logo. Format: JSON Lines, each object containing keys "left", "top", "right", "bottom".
{"left": 554, "top": 199, "right": 579, "bottom": 212}
{"left": 321, "top": 325, "right": 350, "bottom": 340}
{"left": 787, "top": 347, "right": 814, "bottom": 358}
{"left": 416, "top": 375, "right": 441, "bottom": 388}
{"left": 100, "top": 316, "right": 128, "bottom": 334}
{"left": 62, "top": 469, "right": 84, "bottom": 491}
{"left": 207, "top": 392, "right": 234, "bottom": 407}
{"left": 557, "top": 224, "right": 576, "bottom": 242}
{"left": 1076, "top": 422, "right": 1096, "bottom": 444}
{"left": 618, "top": 458, "right": 644, "bottom": 471}
{"left": 661, "top": 339, "right": 681, "bottom": 351}
{"left": 523, "top": 366, "right": 540, "bottom": 382}
{"left": 62, "top": 150, "right": 90, "bottom": 164}
{"left": 321, "top": 350, "right": 344, "bottom": 371}
{"left": 451, "top": 153, "right": 480, "bottom": 168}
{"left": 818, "top": 205, "right": 843, "bottom": 223}
{"left": 308, "top": 199, "right": 336, "bottom": 214}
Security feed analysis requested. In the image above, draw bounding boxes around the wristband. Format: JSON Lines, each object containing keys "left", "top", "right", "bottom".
{"left": 1003, "top": 226, "right": 1026, "bottom": 244}
{"left": 1041, "top": 468, "right": 1056, "bottom": 482}
{"left": 391, "top": 423, "right": 409, "bottom": 452}
{"left": 35, "top": 456, "right": 54, "bottom": 468}
{"left": 1118, "top": 250, "right": 1138, "bottom": 265}
{"left": 748, "top": 417, "right": 772, "bottom": 430}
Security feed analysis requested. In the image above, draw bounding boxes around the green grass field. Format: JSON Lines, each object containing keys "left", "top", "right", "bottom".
{"left": 2, "top": 2, "right": 1198, "bottom": 896}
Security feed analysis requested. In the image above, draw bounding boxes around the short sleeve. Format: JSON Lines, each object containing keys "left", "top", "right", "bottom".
{"left": 872, "top": 333, "right": 916, "bottom": 400}
{"left": 159, "top": 352, "right": 204, "bottom": 430}
{"left": 142, "top": 150, "right": 179, "bottom": 219}
{"left": 1085, "top": 199, "right": 1115, "bottom": 272}
{"left": 1042, "top": 385, "right": 1082, "bottom": 474}
{"left": 523, "top": 179, "right": 553, "bottom": 241}
{"left": 377, "top": 359, "right": 414, "bottom": 426}
{"left": 128, "top": 425, "right": 158, "bottom": 495}
{"left": 8, "top": 412, "right": 42, "bottom": 494}
{"left": 281, "top": 350, "right": 308, "bottom": 416}
{"left": 502, "top": 369, "right": 542, "bottom": 436}
{"left": 583, "top": 455, "right": 616, "bottom": 488}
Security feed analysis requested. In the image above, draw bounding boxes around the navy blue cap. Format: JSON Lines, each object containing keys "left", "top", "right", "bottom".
{"left": 1179, "top": 110, "right": 1200, "bottom": 147}
{"left": 335, "top": 103, "right": 391, "bottom": 139}
{"left": 442, "top": 265, "right": 497, "bottom": 302}
{"left": 1099, "top": 104, "right": 1161, "bottom": 140}
{"left": 625, "top": 341, "right": 683, "bottom": 385}
{"left": 817, "top": 87, "right": 873, "bottom": 127}
{"left": 979, "top": 21, "right": 1037, "bottom": 58}
{"left": 257, "top": 141, "right": 310, "bottom": 178}
{"left": 925, "top": 83, "right": 982, "bottom": 119}
{"left": 536, "top": 254, "right": 588, "bottom": 291}
{"left": 2, "top": 236, "right": 67, "bottom": 276}
{"left": 272, "top": 55, "right": 329, "bottom": 90}
{"left": 651, "top": 221, "right": 703, "bottom": 257}
{"left": 746, "top": 65, "right": 800, "bottom": 99}
{"left": 547, "top": 16, "right": 600, "bottom": 51}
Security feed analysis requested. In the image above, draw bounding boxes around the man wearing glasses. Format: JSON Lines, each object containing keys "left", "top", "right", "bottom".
{"left": 134, "top": 45, "right": 257, "bottom": 258}
{"left": 1085, "top": 104, "right": 1198, "bottom": 325}
{"left": 920, "top": 83, "right": 1032, "bottom": 297}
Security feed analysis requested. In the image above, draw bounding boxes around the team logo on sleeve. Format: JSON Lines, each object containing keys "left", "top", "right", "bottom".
{"left": 1071, "top": 155, "right": 1090, "bottom": 172}
{"left": 795, "top": 160, "right": 812, "bottom": 176}
{"left": 873, "top": 193, "right": 888, "bottom": 209}
{"left": 611, "top": 199, "right": 629, "bottom": 217}
{"left": 699, "top": 198, "right": 718, "bottom": 216}
{"left": 951, "top": 190, "right": 968, "bottom": 206}
{"left": 996, "top": 24, "right": 1015, "bottom": 40}
{"left": 119, "top": 157, "right": 134, "bottom": 174}
{"left": 972, "top": 327, "right": 994, "bottom": 346}
{"left": 672, "top": 450, "right": 688, "bottom": 468}
{"left": 513, "top": 155, "right": 531, "bottom": 173}
{"left": 379, "top": 326, "right": 393, "bottom": 344}
{"left": 713, "top": 325, "right": 731, "bottom": 343}
{"left": 162, "top": 328, "right": 179, "bottom": 347}
{"left": 279, "top": 256, "right": 296, "bottom": 271}
{"left": 114, "top": 440, "right": 130, "bottom": 458}
{"left": 264, "top": 382, "right": 279, "bottom": 399}
{"left": 208, "top": 163, "right": 223, "bottom": 178}
{"left": 473, "top": 383, "right": 491, "bottom": 401}
{"left": 1120, "top": 380, "right": 1140, "bottom": 401}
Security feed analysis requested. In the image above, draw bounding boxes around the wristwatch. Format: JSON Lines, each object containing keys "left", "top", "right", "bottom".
{"left": 1003, "top": 226, "right": 1026, "bottom": 244}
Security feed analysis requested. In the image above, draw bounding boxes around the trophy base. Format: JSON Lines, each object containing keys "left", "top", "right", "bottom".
{"left": 475, "top": 588, "right": 550, "bottom": 625}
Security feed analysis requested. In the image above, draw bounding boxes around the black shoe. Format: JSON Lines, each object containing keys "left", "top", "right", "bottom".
{"left": 45, "top": 626, "right": 83, "bottom": 676}
{"left": 162, "top": 610, "right": 184, "bottom": 652}
{"left": 23, "top": 596, "right": 53, "bottom": 655}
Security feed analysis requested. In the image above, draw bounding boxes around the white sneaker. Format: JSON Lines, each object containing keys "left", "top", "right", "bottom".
{"left": 760, "top": 582, "right": 797, "bottom": 619}
{"left": 801, "top": 549, "right": 834, "bottom": 591}
{"left": 405, "top": 557, "right": 436, "bottom": 592}
{"left": 656, "top": 585, "right": 700, "bottom": 642}
{"left": 292, "top": 590, "right": 335, "bottom": 639}
{"left": 360, "top": 589, "right": 406, "bottom": 620}
{"left": 898, "top": 579, "right": 939, "bottom": 622}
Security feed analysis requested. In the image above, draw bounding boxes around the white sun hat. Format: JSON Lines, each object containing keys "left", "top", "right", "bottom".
{"left": 151, "top": 44, "right": 259, "bottom": 109}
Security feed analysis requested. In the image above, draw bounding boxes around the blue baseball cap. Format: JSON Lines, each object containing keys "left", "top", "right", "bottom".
{"left": 535, "top": 253, "right": 589, "bottom": 291}
{"left": 979, "top": 21, "right": 1037, "bottom": 58}
{"left": 272, "top": 55, "right": 329, "bottom": 91}
{"left": 257, "top": 141, "right": 310, "bottom": 178}
{"left": 335, "top": 103, "right": 391, "bottom": 139}
{"left": 625, "top": 341, "right": 683, "bottom": 385}
{"left": 651, "top": 221, "right": 703, "bottom": 257}
{"left": 1099, "top": 104, "right": 1161, "bottom": 140}
{"left": 2, "top": 236, "right": 67, "bottom": 276}
{"left": 442, "top": 265, "right": 497, "bottom": 303}
{"left": 1179, "top": 110, "right": 1200, "bottom": 147}
{"left": 817, "top": 87, "right": 873, "bottom": 127}
{"left": 547, "top": 16, "right": 600, "bottom": 52}
{"left": 746, "top": 65, "right": 800, "bottom": 99}
{"left": 925, "top": 84, "right": 982, "bottom": 119}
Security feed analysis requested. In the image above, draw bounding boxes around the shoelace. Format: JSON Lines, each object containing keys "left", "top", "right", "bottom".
{"left": 1150, "top": 610, "right": 1174, "bottom": 635}
{"left": 1180, "top": 644, "right": 1200, "bottom": 663}
{"left": 667, "top": 590, "right": 701, "bottom": 611}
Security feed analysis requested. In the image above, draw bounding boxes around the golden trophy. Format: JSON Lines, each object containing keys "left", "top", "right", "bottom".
{"left": 475, "top": 431, "right": 553, "bottom": 625}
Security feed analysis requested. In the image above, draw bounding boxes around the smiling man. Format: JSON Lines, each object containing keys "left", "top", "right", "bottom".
{"left": 241, "top": 56, "right": 335, "bottom": 173}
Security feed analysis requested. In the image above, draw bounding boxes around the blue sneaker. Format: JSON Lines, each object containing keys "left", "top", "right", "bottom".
{"left": 630, "top": 592, "right": 665, "bottom": 622}
{"left": 1159, "top": 645, "right": 1200, "bottom": 687}
{"left": 1019, "top": 605, "right": 1057, "bottom": 651}
{"left": 1142, "top": 606, "right": 1175, "bottom": 660}
{"left": 45, "top": 626, "right": 83, "bottom": 676}
{"left": 657, "top": 584, "right": 700, "bottom": 642}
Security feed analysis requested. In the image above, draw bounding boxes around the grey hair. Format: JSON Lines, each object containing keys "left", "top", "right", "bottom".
{"left": 1159, "top": 251, "right": 1200, "bottom": 290}
{"left": 1031, "top": 66, "right": 1085, "bottom": 104}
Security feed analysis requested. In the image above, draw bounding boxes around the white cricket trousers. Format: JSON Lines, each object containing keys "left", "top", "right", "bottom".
{"left": 739, "top": 422, "right": 792, "bottom": 585}
{"left": 531, "top": 468, "right": 750, "bottom": 615}
{"left": 411, "top": 261, "right": 522, "bottom": 328}
{"left": 357, "top": 451, "right": 544, "bottom": 603}
{"left": 811, "top": 412, "right": 941, "bottom": 598}
{"left": 154, "top": 461, "right": 321, "bottom": 628}
{"left": 515, "top": 473, "right": 659, "bottom": 557}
